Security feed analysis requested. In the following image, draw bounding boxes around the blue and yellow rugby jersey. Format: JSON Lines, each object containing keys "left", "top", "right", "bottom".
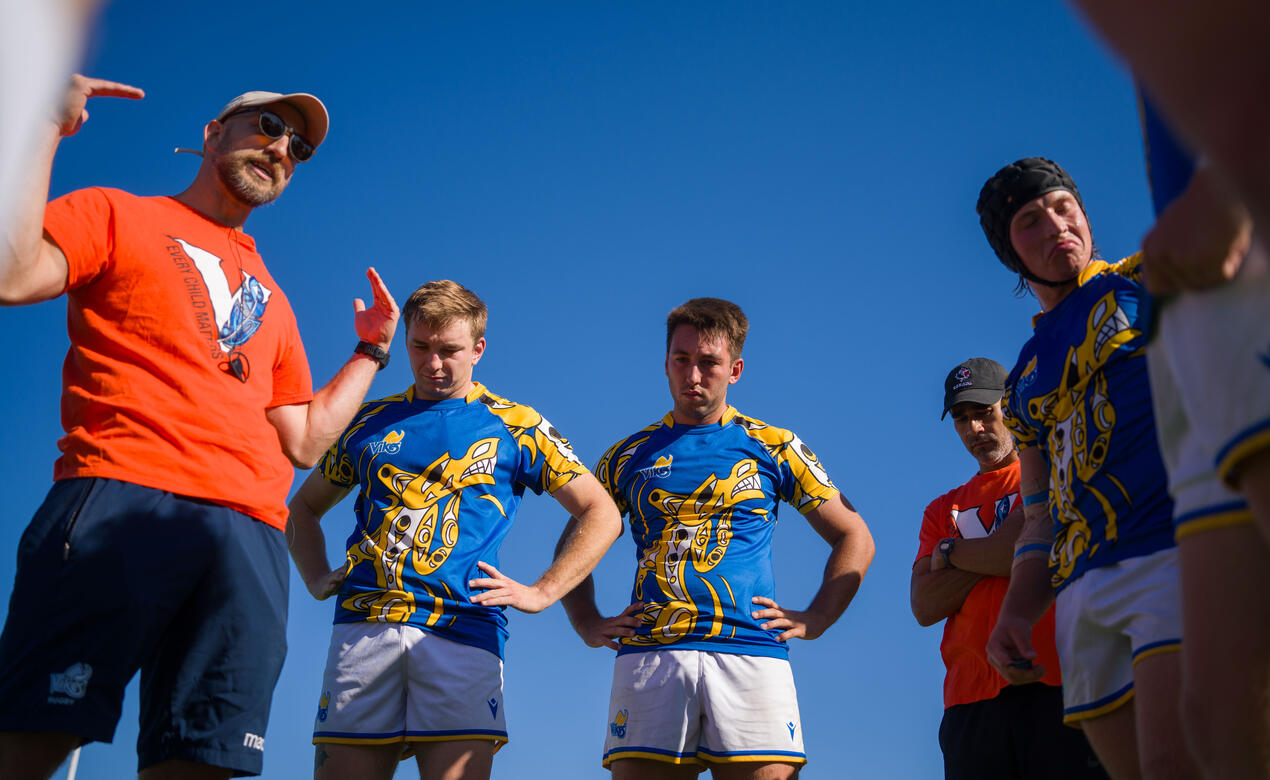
{"left": 596, "top": 406, "right": 839, "bottom": 659}
{"left": 317, "top": 382, "right": 587, "bottom": 658}
{"left": 1003, "top": 257, "right": 1175, "bottom": 593}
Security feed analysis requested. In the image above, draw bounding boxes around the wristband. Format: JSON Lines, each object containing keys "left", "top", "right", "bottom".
{"left": 1022, "top": 492, "right": 1048, "bottom": 507}
{"left": 1014, "top": 542, "right": 1051, "bottom": 559}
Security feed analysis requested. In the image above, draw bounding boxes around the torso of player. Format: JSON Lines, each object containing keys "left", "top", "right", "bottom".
{"left": 323, "top": 382, "right": 586, "bottom": 659}
{"left": 1004, "top": 256, "right": 1174, "bottom": 592}
{"left": 598, "top": 406, "right": 838, "bottom": 659}
{"left": 43, "top": 188, "right": 311, "bottom": 529}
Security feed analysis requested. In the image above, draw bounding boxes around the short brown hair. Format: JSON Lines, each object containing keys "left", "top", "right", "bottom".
{"left": 665, "top": 297, "right": 748, "bottom": 360}
{"left": 402, "top": 280, "right": 488, "bottom": 342}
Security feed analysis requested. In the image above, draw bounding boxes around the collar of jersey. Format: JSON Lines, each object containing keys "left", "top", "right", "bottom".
{"left": 661, "top": 405, "right": 737, "bottom": 430}
{"left": 404, "top": 381, "right": 485, "bottom": 408}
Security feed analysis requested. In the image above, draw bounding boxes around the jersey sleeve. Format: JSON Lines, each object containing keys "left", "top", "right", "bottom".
{"left": 774, "top": 432, "right": 839, "bottom": 514}
{"left": 43, "top": 187, "right": 116, "bottom": 291}
{"left": 316, "top": 405, "right": 365, "bottom": 489}
{"left": 515, "top": 411, "right": 588, "bottom": 496}
{"left": 1002, "top": 358, "right": 1039, "bottom": 451}
{"left": 593, "top": 438, "right": 633, "bottom": 517}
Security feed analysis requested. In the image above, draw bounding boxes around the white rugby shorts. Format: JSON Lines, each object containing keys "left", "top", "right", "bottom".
{"left": 1055, "top": 547, "right": 1182, "bottom": 724}
{"left": 312, "top": 622, "right": 507, "bottom": 752}
{"left": 1148, "top": 238, "right": 1270, "bottom": 537}
{"left": 602, "top": 649, "right": 806, "bottom": 769}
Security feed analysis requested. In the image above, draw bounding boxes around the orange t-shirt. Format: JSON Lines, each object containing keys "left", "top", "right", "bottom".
{"left": 43, "top": 188, "right": 313, "bottom": 530}
{"left": 916, "top": 462, "right": 1063, "bottom": 709}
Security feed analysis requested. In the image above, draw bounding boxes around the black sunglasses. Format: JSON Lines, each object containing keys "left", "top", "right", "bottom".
{"left": 223, "top": 109, "right": 315, "bottom": 162}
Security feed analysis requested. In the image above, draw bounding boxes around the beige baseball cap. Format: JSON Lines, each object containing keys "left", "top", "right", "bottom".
{"left": 215, "top": 91, "right": 329, "bottom": 148}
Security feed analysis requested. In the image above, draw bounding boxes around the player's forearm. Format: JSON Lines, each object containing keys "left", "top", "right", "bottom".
{"left": 286, "top": 501, "right": 334, "bottom": 587}
{"left": 997, "top": 556, "right": 1054, "bottom": 627}
{"left": 803, "top": 524, "right": 875, "bottom": 632}
{"left": 534, "top": 502, "right": 622, "bottom": 607}
{"left": 910, "top": 565, "right": 985, "bottom": 626}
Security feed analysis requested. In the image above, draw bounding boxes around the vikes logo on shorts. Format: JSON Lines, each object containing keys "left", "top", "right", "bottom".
{"left": 48, "top": 662, "right": 92, "bottom": 705}
{"left": 317, "top": 691, "right": 330, "bottom": 722}
{"left": 610, "top": 709, "right": 628, "bottom": 738}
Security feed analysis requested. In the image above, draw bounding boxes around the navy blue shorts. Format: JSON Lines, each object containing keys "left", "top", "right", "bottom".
{"left": 0, "top": 478, "right": 289, "bottom": 776}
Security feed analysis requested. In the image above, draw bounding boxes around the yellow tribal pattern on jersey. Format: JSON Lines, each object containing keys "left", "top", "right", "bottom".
{"left": 1003, "top": 257, "right": 1175, "bottom": 591}
{"left": 598, "top": 406, "right": 838, "bottom": 658}
{"left": 319, "top": 382, "right": 587, "bottom": 657}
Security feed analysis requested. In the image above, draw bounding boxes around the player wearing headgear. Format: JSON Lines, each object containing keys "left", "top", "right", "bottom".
{"left": 0, "top": 76, "right": 399, "bottom": 779}
{"left": 287, "top": 279, "right": 622, "bottom": 780}
{"left": 977, "top": 158, "right": 1200, "bottom": 779}
{"left": 912, "top": 358, "right": 1106, "bottom": 780}
{"left": 558, "top": 297, "right": 875, "bottom": 779}
{"left": 1135, "top": 99, "right": 1270, "bottom": 779}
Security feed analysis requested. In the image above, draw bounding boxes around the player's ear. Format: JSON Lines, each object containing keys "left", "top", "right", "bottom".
{"left": 471, "top": 337, "right": 487, "bottom": 364}
{"left": 729, "top": 357, "right": 744, "bottom": 384}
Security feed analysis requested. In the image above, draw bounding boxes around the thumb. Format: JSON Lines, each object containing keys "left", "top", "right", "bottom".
{"left": 353, "top": 298, "right": 367, "bottom": 313}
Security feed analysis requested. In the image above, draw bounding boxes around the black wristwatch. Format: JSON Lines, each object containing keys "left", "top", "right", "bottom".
{"left": 354, "top": 340, "right": 390, "bottom": 370}
{"left": 938, "top": 537, "right": 957, "bottom": 569}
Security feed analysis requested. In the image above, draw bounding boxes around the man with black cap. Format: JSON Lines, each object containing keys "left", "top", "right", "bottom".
{"left": 0, "top": 75, "right": 399, "bottom": 779}
{"left": 977, "top": 158, "right": 1197, "bottom": 779}
{"left": 912, "top": 357, "right": 1105, "bottom": 780}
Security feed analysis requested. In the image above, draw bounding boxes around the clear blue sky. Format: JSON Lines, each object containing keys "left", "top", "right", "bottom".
{"left": 0, "top": 2, "right": 1159, "bottom": 778}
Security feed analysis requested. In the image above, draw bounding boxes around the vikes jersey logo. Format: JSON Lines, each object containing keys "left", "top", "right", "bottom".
{"left": 170, "top": 237, "right": 273, "bottom": 383}
{"left": 369, "top": 430, "right": 405, "bottom": 455}
{"left": 637, "top": 455, "right": 673, "bottom": 480}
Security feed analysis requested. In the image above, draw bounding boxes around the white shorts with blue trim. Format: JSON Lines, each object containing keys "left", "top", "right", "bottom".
{"left": 602, "top": 649, "right": 805, "bottom": 768}
{"left": 1054, "top": 547, "right": 1182, "bottom": 724}
{"left": 1147, "top": 239, "right": 1270, "bottom": 537}
{"left": 312, "top": 622, "right": 507, "bottom": 752}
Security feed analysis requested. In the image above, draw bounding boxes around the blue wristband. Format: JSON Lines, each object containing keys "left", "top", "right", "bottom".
{"left": 1014, "top": 542, "right": 1051, "bottom": 558}
{"left": 1022, "top": 492, "right": 1048, "bottom": 507}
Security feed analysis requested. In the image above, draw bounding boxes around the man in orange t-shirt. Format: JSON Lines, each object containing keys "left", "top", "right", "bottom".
{"left": 0, "top": 76, "right": 399, "bottom": 779}
{"left": 912, "top": 358, "right": 1105, "bottom": 780}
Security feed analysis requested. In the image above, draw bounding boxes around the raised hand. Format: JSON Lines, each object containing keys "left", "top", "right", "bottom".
{"left": 55, "top": 74, "right": 145, "bottom": 137}
{"left": 353, "top": 267, "right": 400, "bottom": 350}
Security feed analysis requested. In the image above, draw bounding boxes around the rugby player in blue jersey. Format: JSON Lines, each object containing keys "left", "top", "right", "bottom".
{"left": 978, "top": 159, "right": 1200, "bottom": 779}
{"left": 287, "top": 280, "right": 621, "bottom": 780}
{"left": 558, "top": 297, "right": 875, "bottom": 779}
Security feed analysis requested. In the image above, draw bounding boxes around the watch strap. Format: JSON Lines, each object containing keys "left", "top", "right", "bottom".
{"left": 354, "top": 340, "right": 390, "bottom": 370}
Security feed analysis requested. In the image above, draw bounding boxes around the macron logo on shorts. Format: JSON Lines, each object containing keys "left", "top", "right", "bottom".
{"left": 488, "top": 697, "right": 499, "bottom": 718}
{"left": 243, "top": 733, "right": 264, "bottom": 752}
{"left": 787, "top": 721, "right": 797, "bottom": 739}
{"left": 48, "top": 662, "right": 92, "bottom": 705}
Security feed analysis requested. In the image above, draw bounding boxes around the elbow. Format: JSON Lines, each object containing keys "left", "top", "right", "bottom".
{"left": 910, "top": 597, "right": 941, "bottom": 627}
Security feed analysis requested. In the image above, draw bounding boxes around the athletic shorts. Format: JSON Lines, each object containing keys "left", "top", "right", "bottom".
{"left": 939, "top": 683, "right": 1107, "bottom": 780}
{"left": 0, "top": 478, "right": 289, "bottom": 776}
{"left": 1054, "top": 547, "right": 1182, "bottom": 724}
{"left": 602, "top": 649, "right": 805, "bottom": 769}
{"left": 312, "top": 622, "right": 507, "bottom": 754}
{"left": 1148, "top": 239, "right": 1270, "bottom": 538}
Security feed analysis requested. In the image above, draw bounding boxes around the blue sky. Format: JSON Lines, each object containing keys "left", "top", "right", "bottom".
{"left": 0, "top": 2, "right": 1160, "bottom": 778}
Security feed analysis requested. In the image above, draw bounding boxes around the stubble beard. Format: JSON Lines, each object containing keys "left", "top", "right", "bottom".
{"left": 975, "top": 436, "right": 1017, "bottom": 471}
{"left": 215, "top": 150, "right": 286, "bottom": 207}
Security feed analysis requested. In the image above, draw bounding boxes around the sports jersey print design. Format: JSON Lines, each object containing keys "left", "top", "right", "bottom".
{"left": 597, "top": 408, "right": 838, "bottom": 658}
{"left": 1003, "top": 258, "right": 1175, "bottom": 591}
{"left": 318, "top": 383, "right": 587, "bottom": 657}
